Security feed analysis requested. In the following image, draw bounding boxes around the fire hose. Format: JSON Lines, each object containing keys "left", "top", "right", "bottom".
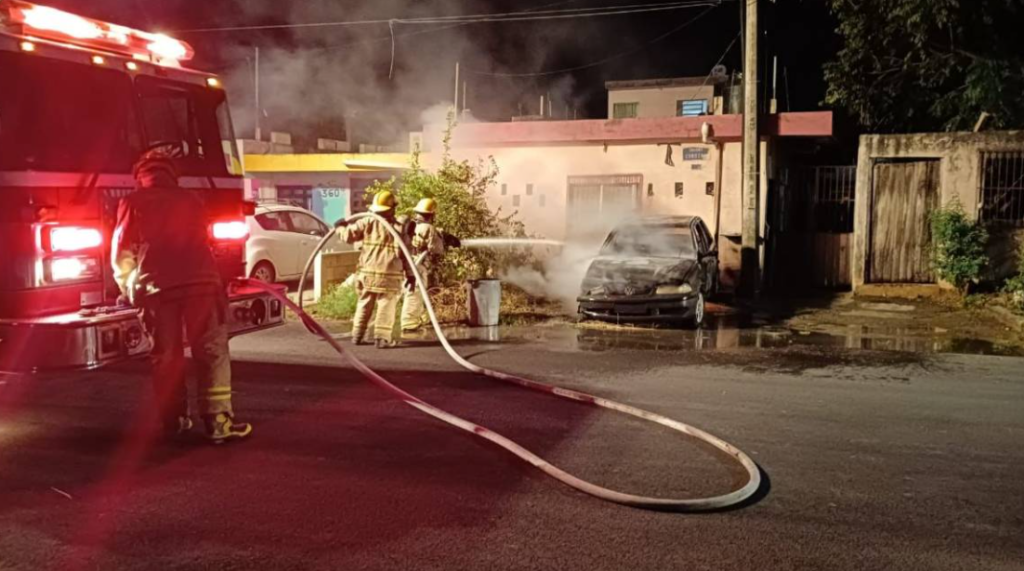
{"left": 250, "top": 212, "right": 761, "bottom": 512}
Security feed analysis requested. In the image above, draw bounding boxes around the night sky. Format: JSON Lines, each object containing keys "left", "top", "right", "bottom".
{"left": 41, "top": 0, "right": 838, "bottom": 146}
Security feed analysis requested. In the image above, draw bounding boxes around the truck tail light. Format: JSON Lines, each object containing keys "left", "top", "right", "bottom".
{"left": 47, "top": 226, "right": 103, "bottom": 252}
{"left": 46, "top": 256, "right": 100, "bottom": 283}
{"left": 212, "top": 220, "right": 249, "bottom": 241}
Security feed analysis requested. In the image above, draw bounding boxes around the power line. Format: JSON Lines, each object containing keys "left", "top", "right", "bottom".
{"left": 462, "top": 5, "right": 717, "bottom": 77}
{"left": 177, "top": 1, "right": 723, "bottom": 34}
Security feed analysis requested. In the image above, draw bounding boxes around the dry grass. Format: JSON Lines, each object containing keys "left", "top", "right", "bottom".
{"left": 427, "top": 283, "right": 569, "bottom": 325}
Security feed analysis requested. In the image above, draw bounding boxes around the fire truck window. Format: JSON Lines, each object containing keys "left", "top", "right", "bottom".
{"left": 136, "top": 76, "right": 228, "bottom": 176}
{"left": 217, "top": 100, "right": 242, "bottom": 175}
{"left": 0, "top": 51, "right": 138, "bottom": 172}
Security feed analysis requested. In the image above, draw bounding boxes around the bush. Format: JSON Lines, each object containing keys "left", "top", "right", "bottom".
{"left": 365, "top": 108, "right": 531, "bottom": 287}
{"left": 1004, "top": 244, "right": 1024, "bottom": 311}
{"left": 311, "top": 284, "right": 358, "bottom": 320}
{"left": 930, "top": 201, "right": 989, "bottom": 295}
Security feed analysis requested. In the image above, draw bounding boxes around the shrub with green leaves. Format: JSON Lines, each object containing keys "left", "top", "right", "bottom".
{"left": 365, "top": 108, "right": 531, "bottom": 287}
{"left": 1003, "top": 244, "right": 1024, "bottom": 311}
{"left": 311, "top": 284, "right": 358, "bottom": 320}
{"left": 930, "top": 201, "right": 989, "bottom": 294}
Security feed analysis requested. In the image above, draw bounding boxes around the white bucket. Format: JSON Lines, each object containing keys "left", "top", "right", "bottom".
{"left": 467, "top": 279, "right": 501, "bottom": 327}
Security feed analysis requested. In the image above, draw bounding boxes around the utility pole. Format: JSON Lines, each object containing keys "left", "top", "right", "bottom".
{"left": 454, "top": 62, "right": 460, "bottom": 113}
{"left": 741, "top": 0, "right": 760, "bottom": 297}
{"left": 254, "top": 46, "right": 261, "bottom": 141}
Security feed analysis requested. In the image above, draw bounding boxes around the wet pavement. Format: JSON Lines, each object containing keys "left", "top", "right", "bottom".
{"left": 422, "top": 314, "right": 1024, "bottom": 358}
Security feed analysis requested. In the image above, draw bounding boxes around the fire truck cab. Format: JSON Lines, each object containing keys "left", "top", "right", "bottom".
{"left": 0, "top": 1, "right": 285, "bottom": 373}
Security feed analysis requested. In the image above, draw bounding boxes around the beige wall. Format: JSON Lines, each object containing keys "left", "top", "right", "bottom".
{"left": 853, "top": 131, "right": 1024, "bottom": 288}
{"left": 608, "top": 85, "right": 715, "bottom": 119}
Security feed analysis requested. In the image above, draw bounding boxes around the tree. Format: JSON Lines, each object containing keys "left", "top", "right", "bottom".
{"left": 824, "top": 0, "right": 1024, "bottom": 133}
{"left": 365, "top": 109, "right": 529, "bottom": 286}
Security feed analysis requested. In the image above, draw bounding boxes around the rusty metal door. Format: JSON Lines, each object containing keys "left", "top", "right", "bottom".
{"left": 869, "top": 160, "right": 940, "bottom": 283}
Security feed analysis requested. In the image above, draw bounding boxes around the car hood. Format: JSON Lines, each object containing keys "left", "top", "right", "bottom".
{"left": 581, "top": 256, "right": 697, "bottom": 293}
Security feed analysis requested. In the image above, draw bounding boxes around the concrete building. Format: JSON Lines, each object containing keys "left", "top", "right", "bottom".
{"left": 420, "top": 110, "right": 832, "bottom": 291}
{"left": 242, "top": 152, "right": 410, "bottom": 224}
{"left": 852, "top": 131, "right": 1024, "bottom": 292}
{"left": 606, "top": 74, "right": 734, "bottom": 120}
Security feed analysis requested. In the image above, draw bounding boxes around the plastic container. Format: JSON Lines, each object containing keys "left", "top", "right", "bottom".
{"left": 467, "top": 279, "right": 501, "bottom": 327}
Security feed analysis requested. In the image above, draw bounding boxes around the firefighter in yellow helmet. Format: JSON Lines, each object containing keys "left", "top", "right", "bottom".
{"left": 400, "top": 198, "right": 460, "bottom": 333}
{"left": 334, "top": 191, "right": 413, "bottom": 348}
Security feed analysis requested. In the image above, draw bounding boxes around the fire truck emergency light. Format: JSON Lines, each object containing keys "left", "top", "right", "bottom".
{"left": 212, "top": 221, "right": 249, "bottom": 241}
{"left": 3, "top": 1, "right": 194, "bottom": 64}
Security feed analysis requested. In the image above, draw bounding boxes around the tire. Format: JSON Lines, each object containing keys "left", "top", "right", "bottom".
{"left": 251, "top": 261, "right": 276, "bottom": 283}
{"left": 690, "top": 292, "right": 705, "bottom": 329}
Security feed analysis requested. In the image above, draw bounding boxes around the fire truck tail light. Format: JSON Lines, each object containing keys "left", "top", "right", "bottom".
{"left": 48, "top": 226, "right": 103, "bottom": 252}
{"left": 48, "top": 256, "right": 100, "bottom": 282}
{"left": 212, "top": 221, "right": 249, "bottom": 241}
{"left": 20, "top": 40, "right": 35, "bottom": 52}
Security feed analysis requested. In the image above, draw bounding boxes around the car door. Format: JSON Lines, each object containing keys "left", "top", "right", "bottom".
{"left": 252, "top": 211, "right": 301, "bottom": 279}
{"left": 285, "top": 211, "right": 329, "bottom": 278}
{"left": 694, "top": 220, "right": 718, "bottom": 294}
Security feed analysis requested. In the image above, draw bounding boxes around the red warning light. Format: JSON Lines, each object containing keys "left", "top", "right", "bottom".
{"left": 3, "top": 1, "right": 195, "bottom": 64}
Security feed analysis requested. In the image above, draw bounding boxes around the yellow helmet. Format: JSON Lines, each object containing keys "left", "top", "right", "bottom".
{"left": 369, "top": 191, "right": 396, "bottom": 213}
{"left": 414, "top": 197, "right": 438, "bottom": 215}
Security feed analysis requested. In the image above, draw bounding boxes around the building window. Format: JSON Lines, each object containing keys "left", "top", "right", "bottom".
{"left": 675, "top": 182, "right": 684, "bottom": 198}
{"left": 539, "top": 194, "right": 546, "bottom": 207}
{"left": 613, "top": 102, "right": 638, "bottom": 119}
{"left": 980, "top": 151, "right": 1024, "bottom": 227}
{"left": 677, "top": 99, "right": 709, "bottom": 117}
{"left": 501, "top": 183, "right": 507, "bottom": 196}
{"left": 512, "top": 195, "right": 521, "bottom": 207}
{"left": 526, "top": 183, "right": 534, "bottom": 196}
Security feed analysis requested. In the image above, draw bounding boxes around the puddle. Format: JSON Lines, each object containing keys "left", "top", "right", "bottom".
{"left": 428, "top": 317, "right": 1024, "bottom": 358}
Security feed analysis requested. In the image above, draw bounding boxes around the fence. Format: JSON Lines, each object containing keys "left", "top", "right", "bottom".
{"left": 770, "top": 166, "right": 856, "bottom": 290}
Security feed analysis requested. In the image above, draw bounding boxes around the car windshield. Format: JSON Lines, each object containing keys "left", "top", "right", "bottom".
{"left": 600, "top": 225, "right": 696, "bottom": 259}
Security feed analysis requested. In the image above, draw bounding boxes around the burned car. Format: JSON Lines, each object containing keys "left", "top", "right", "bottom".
{"left": 577, "top": 216, "right": 718, "bottom": 326}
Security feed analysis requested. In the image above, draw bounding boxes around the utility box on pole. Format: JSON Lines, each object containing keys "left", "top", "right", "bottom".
{"left": 741, "top": 0, "right": 760, "bottom": 297}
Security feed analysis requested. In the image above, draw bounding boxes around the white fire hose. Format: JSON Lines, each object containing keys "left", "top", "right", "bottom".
{"left": 254, "top": 212, "right": 761, "bottom": 512}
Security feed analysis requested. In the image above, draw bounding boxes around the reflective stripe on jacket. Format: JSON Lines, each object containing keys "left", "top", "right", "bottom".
{"left": 338, "top": 216, "right": 405, "bottom": 293}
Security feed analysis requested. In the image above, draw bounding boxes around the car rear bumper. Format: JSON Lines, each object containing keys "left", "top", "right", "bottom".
{"left": 577, "top": 293, "right": 699, "bottom": 322}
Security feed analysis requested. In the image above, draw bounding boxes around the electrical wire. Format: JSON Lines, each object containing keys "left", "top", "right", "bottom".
{"left": 177, "top": 1, "right": 723, "bottom": 34}
{"left": 463, "top": 5, "right": 716, "bottom": 77}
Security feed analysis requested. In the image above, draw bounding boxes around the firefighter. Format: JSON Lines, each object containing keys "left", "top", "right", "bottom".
{"left": 335, "top": 191, "right": 412, "bottom": 348}
{"left": 112, "top": 147, "right": 252, "bottom": 443}
{"left": 399, "top": 198, "right": 458, "bottom": 333}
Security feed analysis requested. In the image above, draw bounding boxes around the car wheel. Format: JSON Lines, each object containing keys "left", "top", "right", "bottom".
{"left": 251, "top": 261, "right": 276, "bottom": 283}
{"left": 691, "top": 292, "right": 705, "bottom": 329}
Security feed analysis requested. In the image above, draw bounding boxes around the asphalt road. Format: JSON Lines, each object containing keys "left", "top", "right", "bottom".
{"left": 1, "top": 322, "right": 1023, "bottom": 571}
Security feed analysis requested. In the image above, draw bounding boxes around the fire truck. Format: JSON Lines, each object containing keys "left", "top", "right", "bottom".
{"left": 0, "top": 1, "right": 285, "bottom": 373}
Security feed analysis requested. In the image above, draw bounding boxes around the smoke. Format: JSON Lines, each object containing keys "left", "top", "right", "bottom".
{"left": 210, "top": 0, "right": 596, "bottom": 149}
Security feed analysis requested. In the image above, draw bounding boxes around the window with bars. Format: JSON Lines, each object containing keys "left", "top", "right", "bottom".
{"left": 980, "top": 151, "right": 1024, "bottom": 227}
{"left": 612, "top": 102, "right": 638, "bottom": 119}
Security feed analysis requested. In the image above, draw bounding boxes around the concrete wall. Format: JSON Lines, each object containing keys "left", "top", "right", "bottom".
{"left": 852, "top": 131, "right": 1024, "bottom": 288}
{"left": 439, "top": 139, "right": 770, "bottom": 291}
{"left": 313, "top": 251, "right": 360, "bottom": 301}
{"left": 607, "top": 85, "right": 716, "bottom": 119}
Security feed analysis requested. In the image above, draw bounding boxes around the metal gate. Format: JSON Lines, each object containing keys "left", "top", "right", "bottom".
{"left": 566, "top": 174, "right": 643, "bottom": 239}
{"left": 771, "top": 166, "right": 856, "bottom": 290}
{"left": 869, "top": 160, "right": 940, "bottom": 283}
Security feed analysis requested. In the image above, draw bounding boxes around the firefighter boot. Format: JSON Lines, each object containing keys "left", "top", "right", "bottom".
{"left": 204, "top": 413, "right": 253, "bottom": 444}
